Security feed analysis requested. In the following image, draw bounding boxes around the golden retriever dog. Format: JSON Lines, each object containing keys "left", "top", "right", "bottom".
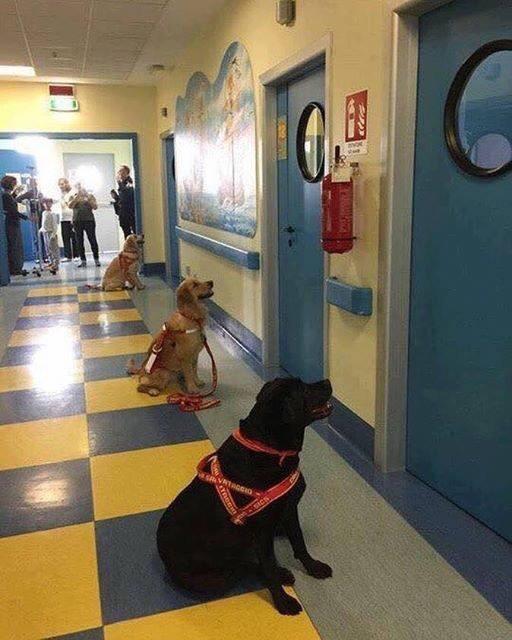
{"left": 132, "top": 278, "right": 214, "bottom": 396}
{"left": 102, "top": 233, "right": 145, "bottom": 291}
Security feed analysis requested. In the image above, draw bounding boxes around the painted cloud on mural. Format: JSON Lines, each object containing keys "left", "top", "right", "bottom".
{"left": 175, "top": 42, "right": 257, "bottom": 238}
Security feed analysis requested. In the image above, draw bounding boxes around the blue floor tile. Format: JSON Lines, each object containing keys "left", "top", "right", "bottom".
{"left": 83, "top": 353, "right": 146, "bottom": 382}
{"left": 80, "top": 321, "right": 148, "bottom": 340}
{"left": 23, "top": 294, "right": 78, "bottom": 306}
{"left": 0, "top": 383, "right": 85, "bottom": 425}
{"left": 95, "top": 510, "right": 260, "bottom": 625}
{"left": 88, "top": 405, "right": 208, "bottom": 456}
{"left": 0, "top": 458, "right": 93, "bottom": 537}
{"left": 15, "top": 314, "right": 80, "bottom": 329}
{"left": 79, "top": 300, "right": 135, "bottom": 312}
{"left": 48, "top": 627, "right": 104, "bottom": 640}
{"left": 1, "top": 343, "right": 82, "bottom": 367}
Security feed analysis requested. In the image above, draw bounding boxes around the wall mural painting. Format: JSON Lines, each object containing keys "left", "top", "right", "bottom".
{"left": 175, "top": 42, "right": 257, "bottom": 238}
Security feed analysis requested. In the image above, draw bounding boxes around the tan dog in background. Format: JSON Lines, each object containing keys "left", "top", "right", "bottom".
{"left": 131, "top": 278, "right": 214, "bottom": 396}
{"left": 102, "top": 233, "right": 145, "bottom": 291}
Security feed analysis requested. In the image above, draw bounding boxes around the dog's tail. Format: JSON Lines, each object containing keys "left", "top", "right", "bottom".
{"left": 126, "top": 358, "right": 142, "bottom": 376}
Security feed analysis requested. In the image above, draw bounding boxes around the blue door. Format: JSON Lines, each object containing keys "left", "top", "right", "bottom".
{"left": 408, "top": 0, "right": 512, "bottom": 541}
{"left": 0, "top": 150, "right": 36, "bottom": 263}
{"left": 164, "top": 136, "right": 180, "bottom": 287}
{"left": 277, "top": 65, "right": 325, "bottom": 381}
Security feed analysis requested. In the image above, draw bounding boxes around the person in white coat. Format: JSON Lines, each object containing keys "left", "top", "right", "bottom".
{"left": 58, "top": 178, "right": 77, "bottom": 262}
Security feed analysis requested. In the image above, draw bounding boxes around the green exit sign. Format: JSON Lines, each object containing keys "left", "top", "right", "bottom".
{"left": 49, "top": 96, "right": 79, "bottom": 112}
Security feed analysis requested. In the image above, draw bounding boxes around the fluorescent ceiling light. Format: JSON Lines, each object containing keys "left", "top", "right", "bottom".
{"left": 0, "top": 65, "right": 35, "bottom": 77}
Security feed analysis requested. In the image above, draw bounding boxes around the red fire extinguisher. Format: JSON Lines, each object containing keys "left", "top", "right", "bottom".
{"left": 321, "top": 146, "right": 355, "bottom": 254}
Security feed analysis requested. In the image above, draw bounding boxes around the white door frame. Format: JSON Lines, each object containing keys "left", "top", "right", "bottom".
{"left": 259, "top": 33, "right": 333, "bottom": 374}
{"left": 376, "top": 0, "right": 455, "bottom": 471}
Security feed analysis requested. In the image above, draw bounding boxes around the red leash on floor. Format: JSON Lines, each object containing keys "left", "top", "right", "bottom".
{"left": 167, "top": 337, "right": 220, "bottom": 412}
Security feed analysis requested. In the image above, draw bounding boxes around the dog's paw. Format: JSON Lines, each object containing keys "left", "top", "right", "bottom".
{"left": 186, "top": 385, "right": 201, "bottom": 395}
{"left": 274, "top": 592, "right": 302, "bottom": 616}
{"left": 304, "top": 558, "right": 333, "bottom": 579}
{"left": 277, "top": 566, "right": 295, "bottom": 586}
{"left": 148, "top": 387, "right": 160, "bottom": 397}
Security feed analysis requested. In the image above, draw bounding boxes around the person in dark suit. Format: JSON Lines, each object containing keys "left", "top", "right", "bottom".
{"left": 1, "top": 175, "right": 30, "bottom": 276}
{"left": 116, "top": 165, "right": 136, "bottom": 239}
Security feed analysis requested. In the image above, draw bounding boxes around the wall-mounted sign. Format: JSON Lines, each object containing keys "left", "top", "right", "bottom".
{"left": 344, "top": 89, "right": 368, "bottom": 156}
{"left": 48, "top": 84, "right": 79, "bottom": 112}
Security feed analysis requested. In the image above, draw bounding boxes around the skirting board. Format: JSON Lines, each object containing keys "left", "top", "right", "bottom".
{"left": 327, "top": 396, "right": 375, "bottom": 459}
{"left": 202, "top": 298, "right": 265, "bottom": 380}
{"left": 143, "top": 262, "right": 166, "bottom": 278}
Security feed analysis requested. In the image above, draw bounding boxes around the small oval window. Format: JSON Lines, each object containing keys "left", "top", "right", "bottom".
{"left": 445, "top": 40, "right": 512, "bottom": 177}
{"left": 296, "top": 102, "right": 325, "bottom": 182}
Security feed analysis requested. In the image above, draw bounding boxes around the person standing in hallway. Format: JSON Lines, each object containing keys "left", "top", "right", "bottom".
{"left": 68, "top": 184, "right": 100, "bottom": 268}
{"left": 116, "top": 165, "right": 136, "bottom": 238}
{"left": 58, "top": 178, "right": 77, "bottom": 262}
{"left": 1, "top": 175, "right": 30, "bottom": 276}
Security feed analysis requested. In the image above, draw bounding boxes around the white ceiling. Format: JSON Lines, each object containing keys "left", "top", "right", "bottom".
{"left": 0, "top": 0, "right": 228, "bottom": 85}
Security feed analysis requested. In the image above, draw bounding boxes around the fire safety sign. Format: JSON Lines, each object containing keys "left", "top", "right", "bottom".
{"left": 345, "top": 89, "right": 368, "bottom": 156}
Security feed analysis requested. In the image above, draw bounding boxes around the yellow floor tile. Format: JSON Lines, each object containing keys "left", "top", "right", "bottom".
{"left": 91, "top": 440, "right": 212, "bottom": 520}
{"left": 78, "top": 291, "right": 129, "bottom": 302}
{"left": 0, "top": 359, "right": 83, "bottom": 393}
{"left": 85, "top": 376, "right": 174, "bottom": 413}
{"left": 27, "top": 285, "right": 77, "bottom": 297}
{"left": 79, "top": 308, "right": 142, "bottom": 325}
{"left": 19, "top": 302, "right": 79, "bottom": 317}
{"left": 81, "top": 334, "right": 151, "bottom": 359}
{"left": 0, "top": 414, "right": 88, "bottom": 471}
{"left": 0, "top": 523, "right": 102, "bottom": 639}
{"left": 104, "top": 588, "right": 320, "bottom": 640}
{"left": 8, "top": 325, "right": 80, "bottom": 347}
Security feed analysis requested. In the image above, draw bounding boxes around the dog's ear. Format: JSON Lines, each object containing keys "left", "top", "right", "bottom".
{"left": 256, "top": 378, "right": 286, "bottom": 405}
{"left": 281, "top": 388, "right": 305, "bottom": 425}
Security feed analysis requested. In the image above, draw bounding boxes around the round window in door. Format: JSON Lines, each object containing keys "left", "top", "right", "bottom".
{"left": 445, "top": 39, "right": 512, "bottom": 177}
{"left": 296, "top": 102, "right": 325, "bottom": 182}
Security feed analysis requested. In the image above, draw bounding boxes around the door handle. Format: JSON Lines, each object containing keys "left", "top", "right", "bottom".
{"left": 282, "top": 225, "right": 296, "bottom": 233}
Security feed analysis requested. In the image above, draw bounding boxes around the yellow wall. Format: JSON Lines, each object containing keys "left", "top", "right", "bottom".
{"left": 0, "top": 82, "right": 163, "bottom": 262}
{"left": 156, "top": 0, "right": 386, "bottom": 425}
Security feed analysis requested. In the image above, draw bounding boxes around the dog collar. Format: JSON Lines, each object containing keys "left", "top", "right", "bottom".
{"left": 232, "top": 428, "right": 298, "bottom": 466}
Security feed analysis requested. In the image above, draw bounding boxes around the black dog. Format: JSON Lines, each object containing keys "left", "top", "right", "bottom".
{"left": 157, "top": 377, "right": 333, "bottom": 615}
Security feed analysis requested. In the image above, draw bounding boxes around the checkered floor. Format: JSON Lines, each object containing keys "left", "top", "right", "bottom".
{"left": 0, "top": 284, "right": 321, "bottom": 639}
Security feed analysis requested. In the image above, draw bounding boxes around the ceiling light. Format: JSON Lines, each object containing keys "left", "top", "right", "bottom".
{"left": 0, "top": 65, "right": 35, "bottom": 77}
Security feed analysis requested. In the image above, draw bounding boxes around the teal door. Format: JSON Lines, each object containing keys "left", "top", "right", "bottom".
{"left": 277, "top": 64, "right": 325, "bottom": 381}
{"left": 408, "top": 0, "right": 512, "bottom": 541}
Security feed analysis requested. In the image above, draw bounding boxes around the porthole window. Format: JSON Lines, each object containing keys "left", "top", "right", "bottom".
{"left": 445, "top": 40, "right": 512, "bottom": 177}
{"left": 296, "top": 102, "right": 325, "bottom": 182}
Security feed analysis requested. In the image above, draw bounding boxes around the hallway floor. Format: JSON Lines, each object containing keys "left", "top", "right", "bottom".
{"left": 0, "top": 278, "right": 510, "bottom": 640}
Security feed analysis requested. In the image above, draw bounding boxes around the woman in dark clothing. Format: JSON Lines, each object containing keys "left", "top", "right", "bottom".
{"left": 68, "top": 186, "right": 100, "bottom": 268}
{"left": 116, "top": 166, "right": 136, "bottom": 239}
{"left": 1, "top": 175, "right": 29, "bottom": 276}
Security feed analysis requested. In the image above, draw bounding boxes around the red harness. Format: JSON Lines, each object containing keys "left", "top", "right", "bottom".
{"left": 118, "top": 251, "right": 138, "bottom": 275}
{"left": 144, "top": 315, "right": 219, "bottom": 412}
{"left": 197, "top": 429, "right": 301, "bottom": 525}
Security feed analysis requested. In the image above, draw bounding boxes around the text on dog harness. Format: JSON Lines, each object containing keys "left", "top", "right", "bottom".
{"left": 196, "top": 431, "right": 301, "bottom": 525}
